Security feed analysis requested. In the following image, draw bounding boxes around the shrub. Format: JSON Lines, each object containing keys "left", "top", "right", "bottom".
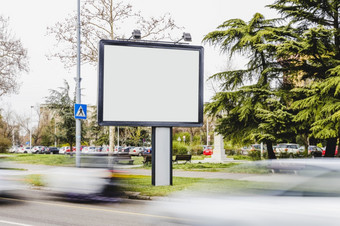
{"left": 248, "top": 149, "right": 261, "bottom": 160}
{"left": 190, "top": 144, "right": 203, "bottom": 155}
{"left": 0, "top": 137, "right": 11, "bottom": 153}
{"left": 172, "top": 141, "right": 189, "bottom": 155}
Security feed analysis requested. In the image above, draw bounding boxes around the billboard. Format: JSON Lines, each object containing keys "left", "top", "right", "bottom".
{"left": 97, "top": 40, "right": 204, "bottom": 127}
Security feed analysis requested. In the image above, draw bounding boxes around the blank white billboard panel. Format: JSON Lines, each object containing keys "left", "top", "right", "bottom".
{"left": 98, "top": 40, "right": 203, "bottom": 127}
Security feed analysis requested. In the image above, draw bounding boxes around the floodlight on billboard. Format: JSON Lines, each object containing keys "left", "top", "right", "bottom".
{"left": 97, "top": 40, "right": 204, "bottom": 127}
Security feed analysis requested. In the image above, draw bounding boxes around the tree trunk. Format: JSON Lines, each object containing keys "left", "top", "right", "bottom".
{"left": 324, "top": 137, "right": 337, "bottom": 157}
{"left": 266, "top": 141, "right": 276, "bottom": 159}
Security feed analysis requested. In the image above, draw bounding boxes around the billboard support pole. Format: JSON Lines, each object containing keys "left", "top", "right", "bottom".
{"left": 152, "top": 127, "right": 173, "bottom": 186}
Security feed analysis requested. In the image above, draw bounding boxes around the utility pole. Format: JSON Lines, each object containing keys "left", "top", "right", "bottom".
{"left": 75, "top": 0, "right": 81, "bottom": 167}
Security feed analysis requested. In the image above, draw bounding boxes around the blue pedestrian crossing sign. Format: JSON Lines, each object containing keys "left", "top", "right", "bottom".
{"left": 74, "top": 104, "right": 87, "bottom": 119}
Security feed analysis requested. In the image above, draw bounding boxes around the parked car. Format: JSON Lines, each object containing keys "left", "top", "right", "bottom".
{"left": 114, "top": 146, "right": 122, "bottom": 154}
{"left": 8, "top": 146, "right": 19, "bottom": 153}
{"left": 59, "top": 146, "right": 72, "bottom": 155}
{"left": 31, "top": 146, "right": 45, "bottom": 154}
{"left": 203, "top": 146, "right": 213, "bottom": 155}
{"left": 322, "top": 147, "right": 338, "bottom": 157}
{"left": 130, "top": 147, "right": 144, "bottom": 156}
{"left": 118, "top": 147, "right": 130, "bottom": 155}
{"left": 17, "top": 146, "right": 32, "bottom": 154}
{"left": 45, "top": 147, "right": 59, "bottom": 154}
{"left": 142, "top": 147, "right": 152, "bottom": 155}
{"left": 83, "top": 146, "right": 96, "bottom": 153}
{"left": 298, "top": 145, "right": 323, "bottom": 157}
{"left": 95, "top": 146, "right": 103, "bottom": 152}
{"left": 274, "top": 143, "right": 300, "bottom": 157}
{"left": 241, "top": 144, "right": 265, "bottom": 155}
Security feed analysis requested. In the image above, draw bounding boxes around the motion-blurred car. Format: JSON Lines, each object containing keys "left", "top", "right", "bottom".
{"left": 130, "top": 147, "right": 144, "bottom": 156}
{"left": 43, "top": 166, "right": 123, "bottom": 201}
{"left": 149, "top": 159, "right": 340, "bottom": 226}
{"left": 0, "top": 162, "right": 26, "bottom": 196}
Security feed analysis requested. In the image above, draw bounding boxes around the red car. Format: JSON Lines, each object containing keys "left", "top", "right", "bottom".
{"left": 203, "top": 146, "right": 213, "bottom": 155}
{"left": 322, "top": 147, "right": 338, "bottom": 156}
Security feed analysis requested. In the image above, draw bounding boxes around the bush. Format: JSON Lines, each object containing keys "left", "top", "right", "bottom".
{"left": 248, "top": 149, "right": 261, "bottom": 160}
{"left": 225, "top": 148, "right": 243, "bottom": 156}
{"left": 172, "top": 141, "right": 189, "bottom": 155}
{"left": 190, "top": 144, "right": 203, "bottom": 155}
{"left": 0, "top": 137, "right": 11, "bottom": 153}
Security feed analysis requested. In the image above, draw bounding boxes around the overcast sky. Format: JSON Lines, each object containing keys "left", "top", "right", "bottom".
{"left": 0, "top": 0, "right": 278, "bottom": 122}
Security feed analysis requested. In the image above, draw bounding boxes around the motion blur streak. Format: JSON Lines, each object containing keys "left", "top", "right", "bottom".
{"left": 149, "top": 159, "right": 340, "bottom": 226}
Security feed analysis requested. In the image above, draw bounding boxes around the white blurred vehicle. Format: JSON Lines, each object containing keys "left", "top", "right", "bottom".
{"left": 274, "top": 143, "right": 300, "bottom": 157}
{"left": 83, "top": 146, "right": 96, "bottom": 153}
{"left": 31, "top": 146, "right": 45, "bottom": 154}
{"left": 149, "top": 159, "right": 340, "bottom": 226}
{"left": 8, "top": 146, "right": 19, "bottom": 153}
{"left": 17, "top": 146, "right": 32, "bottom": 154}
{"left": 43, "top": 167, "right": 117, "bottom": 198}
{"left": 58, "top": 147, "right": 66, "bottom": 154}
{"left": 129, "top": 147, "right": 144, "bottom": 156}
{"left": 0, "top": 161, "right": 26, "bottom": 195}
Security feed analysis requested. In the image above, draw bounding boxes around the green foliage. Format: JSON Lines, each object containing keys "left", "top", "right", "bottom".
{"left": 204, "top": 0, "right": 340, "bottom": 155}
{"left": 172, "top": 141, "right": 189, "bottom": 155}
{"left": 248, "top": 150, "right": 261, "bottom": 161}
{"left": 0, "top": 136, "right": 11, "bottom": 153}
{"left": 190, "top": 144, "right": 203, "bottom": 155}
{"left": 173, "top": 132, "right": 191, "bottom": 144}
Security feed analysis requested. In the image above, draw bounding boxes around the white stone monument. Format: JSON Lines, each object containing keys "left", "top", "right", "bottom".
{"left": 204, "top": 132, "right": 233, "bottom": 163}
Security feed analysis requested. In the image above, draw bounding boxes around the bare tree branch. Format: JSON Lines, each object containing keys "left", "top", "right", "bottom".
{"left": 0, "top": 16, "right": 29, "bottom": 97}
{"left": 47, "top": 0, "right": 183, "bottom": 68}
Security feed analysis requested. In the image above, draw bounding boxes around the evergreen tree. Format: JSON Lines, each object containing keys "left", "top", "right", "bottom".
{"left": 270, "top": 0, "right": 340, "bottom": 155}
{"left": 203, "top": 13, "right": 292, "bottom": 159}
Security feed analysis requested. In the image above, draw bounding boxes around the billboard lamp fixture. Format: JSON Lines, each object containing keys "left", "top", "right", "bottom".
{"left": 176, "top": 32, "right": 192, "bottom": 43}
{"left": 129, "top": 29, "right": 141, "bottom": 40}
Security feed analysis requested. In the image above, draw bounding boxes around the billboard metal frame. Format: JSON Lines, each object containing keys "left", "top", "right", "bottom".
{"left": 97, "top": 39, "right": 204, "bottom": 127}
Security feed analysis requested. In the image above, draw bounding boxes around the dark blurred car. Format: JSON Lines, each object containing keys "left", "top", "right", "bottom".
{"left": 142, "top": 147, "right": 152, "bottom": 155}
{"left": 45, "top": 147, "right": 59, "bottom": 154}
{"left": 117, "top": 147, "right": 130, "bottom": 155}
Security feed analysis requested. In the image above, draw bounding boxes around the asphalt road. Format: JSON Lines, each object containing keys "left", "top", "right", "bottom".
{"left": 0, "top": 190, "right": 186, "bottom": 226}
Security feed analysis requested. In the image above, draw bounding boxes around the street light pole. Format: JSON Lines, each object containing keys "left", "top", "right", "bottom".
{"left": 75, "top": 0, "right": 82, "bottom": 167}
{"left": 30, "top": 106, "right": 33, "bottom": 150}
